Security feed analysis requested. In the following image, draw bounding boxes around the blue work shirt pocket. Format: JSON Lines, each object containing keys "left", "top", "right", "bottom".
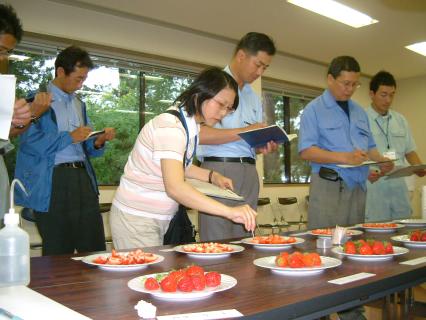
{"left": 354, "top": 120, "right": 370, "bottom": 149}
{"left": 319, "top": 119, "right": 347, "bottom": 150}
{"left": 389, "top": 127, "right": 406, "bottom": 151}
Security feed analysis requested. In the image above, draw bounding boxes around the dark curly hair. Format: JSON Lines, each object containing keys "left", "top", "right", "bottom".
{"left": 0, "top": 4, "right": 23, "bottom": 42}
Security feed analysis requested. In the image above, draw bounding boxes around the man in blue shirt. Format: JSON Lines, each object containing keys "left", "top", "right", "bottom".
{"left": 197, "top": 32, "right": 277, "bottom": 241}
{"left": 0, "top": 4, "right": 51, "bottom": 226}
{"left": 298, "top": 56, "right": 393, "bottom": 230}
{"left": 15, "top": 46, "right": 115, "bottom": 255}
{"left": 366, "top": 71, "right": 425, "bottom": 221}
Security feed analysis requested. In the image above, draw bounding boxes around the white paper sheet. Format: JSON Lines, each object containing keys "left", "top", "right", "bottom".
{"left": 0, "top": 285, "right": 91, "bottom": 320}
{"left": 157, "top": 309, "right": 243, "bottom": 320}
{"left": 328, "top": 272, "right": 376, "bottom": 285}
{"left": 0, "top": 75, "right": 16, "bottom": 140}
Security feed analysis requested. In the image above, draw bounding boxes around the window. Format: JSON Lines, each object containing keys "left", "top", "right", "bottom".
{"left": 5, "top": 43, "right": 194, "bottom": 185}
{"left": 262, "top": 87, "right": 320, "bottom": 184}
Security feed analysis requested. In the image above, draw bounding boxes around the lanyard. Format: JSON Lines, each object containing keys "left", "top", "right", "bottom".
{"left": 374, "top": 116, "right": 390, "bottom": 149}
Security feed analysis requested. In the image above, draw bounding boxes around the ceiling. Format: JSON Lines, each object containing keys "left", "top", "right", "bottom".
{"left": 56, "top": 0, "right": 426, "bottom": 79}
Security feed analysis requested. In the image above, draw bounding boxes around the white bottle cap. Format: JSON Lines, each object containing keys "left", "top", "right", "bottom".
{"left": 4, "top": 208, "right": 19, "bottom": 226}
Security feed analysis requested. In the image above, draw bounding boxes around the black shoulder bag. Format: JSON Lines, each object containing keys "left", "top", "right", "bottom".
{"left": 163, "top": 109, "right": 197, "bottom": 245}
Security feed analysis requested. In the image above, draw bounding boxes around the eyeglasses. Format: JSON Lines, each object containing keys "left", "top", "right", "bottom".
{"left": 336, "top": 79, "right": 361, "bottom": 90}
{"left": 0, "top": 45, "right": 14, "bottom": 56}
{"left": 212, "top": 97, "right": 235, "bottom": 114}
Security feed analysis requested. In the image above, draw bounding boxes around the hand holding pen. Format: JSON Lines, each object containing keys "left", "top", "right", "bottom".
{"left": 70, "top": 126, "right": 92, "bottom": 143}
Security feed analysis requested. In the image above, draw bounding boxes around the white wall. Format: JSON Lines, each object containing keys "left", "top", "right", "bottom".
{"left": 393, "top": 75, "right": 426, "bottom": 217}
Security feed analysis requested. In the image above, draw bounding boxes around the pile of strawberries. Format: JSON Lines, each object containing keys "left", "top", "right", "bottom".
{"left": 409, "top": 230, "right": 426, "bottom": 242}
{"left": 251, "top": 234, "right": 297, "bottom": 244}
{"left": 275, "top": 251, "right": 321, "bottom": 268}
{"left": 92, "top": 249, "right": 157, "bottom": 265}
{"left": 343, "top": 239, "right": 393, "bottom": 255}
{"left": 362, "top": 223, "right": 397, "bottom": 228}
{"left": 144, "top": 265, "right": 221, "bottom": 293}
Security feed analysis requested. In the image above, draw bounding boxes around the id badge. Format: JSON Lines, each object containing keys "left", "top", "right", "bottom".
{"left": 383, "top": 149, "right": 396, "bottom": 160}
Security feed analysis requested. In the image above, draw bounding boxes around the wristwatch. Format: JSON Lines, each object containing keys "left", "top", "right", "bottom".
{"left": 30, "top": 114, "right": 39, "bottom": 124}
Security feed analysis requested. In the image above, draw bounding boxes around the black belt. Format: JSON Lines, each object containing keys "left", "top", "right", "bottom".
{"left": 203, "top": 156, "right": 255, "bottom": 165}
{"left": 56, "top": 161, "right": 85, "bottom": 169}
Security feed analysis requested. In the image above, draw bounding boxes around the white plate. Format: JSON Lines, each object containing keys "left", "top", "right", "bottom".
{"left": 128, "top": 273, "right": 237, "bottom": 300}
{"left": 253, "top": 256, "right": 342, "bottom": 275}
{"left": 82, "top": 252, "right": 164, "bottom": 271}
{"left": 309, "top": 229, "right": 363, "bottom": 238}
{"left": 357, "top": 223, "right": 405, "bottom": 233}
{"left": 391, "top": 235, "right": 426, "bottom": 248}
{"left": 332, "top": 246, "right": 409, "bottom": 261}
{"left": 397, "top": 219, "right": 426, "bottom": 227}
{"left": 241, "top": 237, "right": 305, "bottom": 249}
{"left": 174, "top": 244, "right": 245, "bottom": 258}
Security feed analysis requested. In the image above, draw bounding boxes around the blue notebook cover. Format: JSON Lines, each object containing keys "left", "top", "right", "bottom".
{"left": 238, "top": 125, "right": 297, "bottom": 148}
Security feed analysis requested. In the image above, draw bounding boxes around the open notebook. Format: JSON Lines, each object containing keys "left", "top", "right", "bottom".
{"left": 187, "top": 179, "right": 244, "bottom": 201}
{"left": 238, "top": 125, "right": 297, "bottom": 148}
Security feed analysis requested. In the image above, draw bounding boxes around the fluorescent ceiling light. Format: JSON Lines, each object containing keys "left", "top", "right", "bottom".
{"left": 405, "top": 41, "right": 426, "bottom": 57}
{"left": 287, "top": 0, "right": 378, "bottom": 28}
{"left": 158, "top": 99, "right": 174, "bottom": 104}
{"left": 145, "top": 75, "right": 163, "bottom": 81}
{"left": 9, "top": 54, "right": 30, "bottom": 61}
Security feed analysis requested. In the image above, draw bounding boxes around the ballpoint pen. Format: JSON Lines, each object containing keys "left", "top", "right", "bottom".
{"left": 243, "top": 121, "right": 252, "bottom": 125}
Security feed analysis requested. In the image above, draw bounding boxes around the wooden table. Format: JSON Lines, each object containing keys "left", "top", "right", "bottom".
{"left": 29, "top": 229, "right": 426, "bottom": 319}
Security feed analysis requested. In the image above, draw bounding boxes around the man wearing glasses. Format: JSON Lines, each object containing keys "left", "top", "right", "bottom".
{"left": 0, "top": 4, "right": 51, "bottom": 226}
{"left": 197, "top": 32, "right": 277, "bottom": 241}
{"left": 298, "top": 56, "right": 393, "bottom": 231}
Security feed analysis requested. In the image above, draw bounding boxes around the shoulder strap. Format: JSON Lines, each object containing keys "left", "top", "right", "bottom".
{"left": 164, "top": 109, "right": 189, "bottom": 168}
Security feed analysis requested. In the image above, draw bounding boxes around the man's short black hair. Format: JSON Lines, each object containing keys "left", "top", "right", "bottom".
{"left": 0, "top": 4, "right": 23, "bottom": 42}
{"left": 234, "top": 32, "right": 276, "bottom": 56}
{"left": 327, "top": 56, "right": 360, "bottom": 78}
{"left": 369, "top": 70, "right": 396, "bottom": 93}
{"left": 55, "top": 46, "right": 94, "bottom": 76}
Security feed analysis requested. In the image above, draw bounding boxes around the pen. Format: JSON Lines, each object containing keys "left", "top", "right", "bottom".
{"left": 244, "top": 121, "right": 252, "bottom": 125}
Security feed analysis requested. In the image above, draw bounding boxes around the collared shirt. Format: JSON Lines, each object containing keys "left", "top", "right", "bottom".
{"left": 366, "top": 106, "right": 416, "bottom": 167}
{"left": 197, "top": 65, "right": 262, "bottom": 159}
{"left": 365, "top": 106, "right": 416, "bottom": 220}
{"left": 298, "top": 89, "right": 376, "bottom": 190}
{"left": 48, "top": 82, "right": 86, "bottom": 164}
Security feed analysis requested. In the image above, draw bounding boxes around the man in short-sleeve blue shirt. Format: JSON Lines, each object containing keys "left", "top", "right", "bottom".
{"left": 197, "top": 32, "right": 277, "bottom": 241}
{"left": 299, "top": 56, "right": 393, "bottom": 229}
{"left": 366, "top": 71, "right": 425, "bottom": 221}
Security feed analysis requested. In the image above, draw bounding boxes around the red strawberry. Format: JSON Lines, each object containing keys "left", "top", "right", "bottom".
{"left": 372, "top": 241, "right": 385, "bottom": 255}
{"left": 177, "top": 276, "right": 194, "bottom": 292}
{"left": 288, "top": 253, "right": 304, "bottom": 268}
{"left": 410, "top": 231, "right": 421, "bottom": 241}
{"left": 384, "top": 242, "right": 394, "bottom": 254}
{"left": 186, "top": 265, "right": 205, "bottom": 277}
{"left": 302, "top": 253, "right": 314, "bottom": 267}
{"left": 144, "top": 277, "right": 160, "bottom": 290}
{"left": 160, "top": 275, "right": 177, "bottom": 292}
{"left": 275, "top": 255, "right": 288, "bottom": 267}
{"left": 344, "top": 241, "right": 356, "bottom": 254}
{"left": 205, "top": 272, "right": 221, "bottom": 287}
{"left": 169, "top": 269, "right": 186, "bottom": 283}
{"left": 421, "top": 232, "right": 426, "bottom": 242}
{"left": 359, "top": 243, "right": 373, "bottom": 255}
{"left": 191, "top": 274, "right": 206, "bottom": 291}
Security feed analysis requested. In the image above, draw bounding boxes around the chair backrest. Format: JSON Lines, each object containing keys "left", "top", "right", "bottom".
{"left": 257, "top": 197, "right": 271, "bottom": 206}
{"left": 278, "top": 197, "right": 298, "bottom": 205}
